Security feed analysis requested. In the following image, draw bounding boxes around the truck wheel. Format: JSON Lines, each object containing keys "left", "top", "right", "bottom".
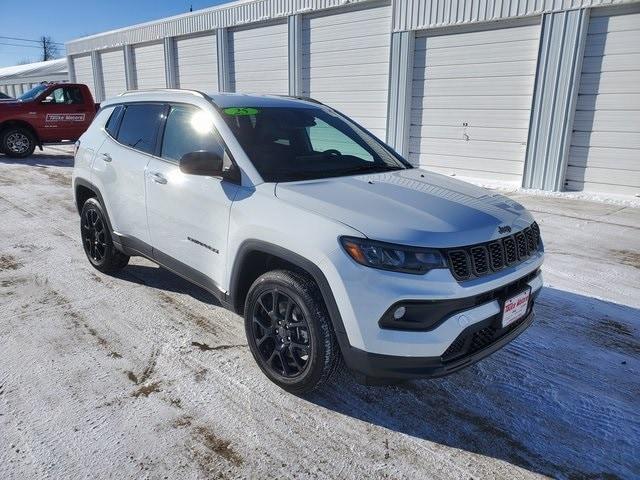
{"left": 80, "top": 198, "right": 130, "bottom": 273}
{"left": 244, "top": 269, "right": 341, "bottom": 394}
{"left": 1, "top": 128, "right": 36, "bottom": 158}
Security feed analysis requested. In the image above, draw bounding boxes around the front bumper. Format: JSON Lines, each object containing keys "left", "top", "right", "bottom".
{"left": 343, "top": 308, "right": 535, "bottom": 382}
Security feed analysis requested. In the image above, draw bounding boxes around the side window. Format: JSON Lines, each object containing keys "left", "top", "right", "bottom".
{"left": 116, "top": 104, "right": 165, "bottom": 155}
{"left": 42, "top": 86, "right": 84, "bottom": 105}
{"left": 307, "top": 118, "right": 374, "bottom": 161}
{"left": 64, "top": 86, "right": 84, "bottom": 105}
{"left": 161, "top": 105, "right": 225, "bottom": 163}
{"left": 105, "top": 105, "right": 124, "bottom": 138}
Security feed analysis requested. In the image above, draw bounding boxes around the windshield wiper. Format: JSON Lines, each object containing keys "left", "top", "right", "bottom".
{"left": 335, "top": 165, "right": 403, "bottom": 176}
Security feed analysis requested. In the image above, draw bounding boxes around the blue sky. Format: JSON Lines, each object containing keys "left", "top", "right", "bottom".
{"left": 0, "top": 0, "right": 230, "bottom": 67}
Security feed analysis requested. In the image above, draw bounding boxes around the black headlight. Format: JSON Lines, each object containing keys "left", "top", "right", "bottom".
{"left": 340, "top": 236, "right": 447, "bottom": 275}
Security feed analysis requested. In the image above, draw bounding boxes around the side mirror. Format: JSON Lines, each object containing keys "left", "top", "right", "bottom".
{"left": 179, "top": 151, "right": 224, "bottom": 177}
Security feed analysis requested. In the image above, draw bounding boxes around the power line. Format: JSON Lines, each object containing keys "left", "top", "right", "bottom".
{"left": 0, "top": 42, "right": 49, "bottom": 50}
{"left": 0, "top": 36, "right": 64, "bottom": 46}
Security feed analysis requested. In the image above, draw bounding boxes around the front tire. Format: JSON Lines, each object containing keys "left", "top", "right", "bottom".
{"left": 244, "top": 270, "right": 341, "bottom": 394}
{"left": 1, "top": 128, "right": 36, "bottom": 158}
{"left": 80, "top": 198, "right": 129, "bottom": 273}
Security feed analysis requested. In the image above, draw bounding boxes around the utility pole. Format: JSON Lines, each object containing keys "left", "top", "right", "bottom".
{"left": 40, "top": 36, "right": 59, "bottom": 61}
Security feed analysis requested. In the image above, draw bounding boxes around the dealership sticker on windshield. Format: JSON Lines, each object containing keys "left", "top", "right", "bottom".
{"left": 223, "top": 107, "right": 259, "bottom": 116}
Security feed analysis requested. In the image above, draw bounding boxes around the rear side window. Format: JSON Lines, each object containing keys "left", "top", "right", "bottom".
{"left": 105, "top": 105, "right": 124, "bottom": 138}
{"left": 116, "top": 104, "right": 165, "bottom": 155}
{"left": 161, "top": 105, "right": 225, "bottom": 162}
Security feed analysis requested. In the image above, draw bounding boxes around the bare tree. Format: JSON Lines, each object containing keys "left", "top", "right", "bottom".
{"left": 40, "top": 36, "right": 60, "bottom": 61}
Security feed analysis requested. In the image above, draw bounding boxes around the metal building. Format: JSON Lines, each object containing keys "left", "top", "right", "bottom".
{"left": 66, "top": 0, "right": 640, "bottom": 197}
{"left": 0, "top": 59, "right": 68, "bottom": 98}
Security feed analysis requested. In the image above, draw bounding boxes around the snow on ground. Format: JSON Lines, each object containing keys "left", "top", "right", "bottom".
{"left": 0, "top": 147, "right": 638, "bottom": 479}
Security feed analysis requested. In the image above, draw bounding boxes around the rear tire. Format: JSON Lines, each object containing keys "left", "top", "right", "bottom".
{"left": 1, "top": 128, "right": 36, "bottom": 158}
{"left": 244, "top": 270, "right": 341, "bottom": 394}
{"left": 80, "top": 198, "right": 129, "bottom": 273}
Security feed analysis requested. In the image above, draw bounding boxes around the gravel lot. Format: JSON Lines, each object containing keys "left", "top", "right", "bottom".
{"left": 0, "top": 147, "right": 638, "bottom": 480}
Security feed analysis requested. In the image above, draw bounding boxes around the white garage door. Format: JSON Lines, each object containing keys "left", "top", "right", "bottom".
{"left": 229, "top": 22, "right": 288, "bottom": 95}
{"left": 100, "top": 49, "right": 127, "bottom": 99}
{"left": 566, "top": 8, "right": 640, "bottom": 196}
{"left": 132, "top": 42, "right": 166, "bottom": 90}
{"left": 302, "top": 4, "right": 392, "bottom": 141}
{"left": 410, "top": 19, "right": 540, "bottom": 182}
{"left": 73, "top": 54, "right": 96, "bottom": 98}
{"left": 175, "top": 33, "right": 218, "bottom": 92}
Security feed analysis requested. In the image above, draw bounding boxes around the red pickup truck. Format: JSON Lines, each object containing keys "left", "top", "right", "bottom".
{"left": 0, "top": 83, "right": 98, "bottom": 158}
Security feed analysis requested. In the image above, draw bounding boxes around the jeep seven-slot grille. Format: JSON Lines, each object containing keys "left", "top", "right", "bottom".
{"left": 445, "top": 222, "right": 541, "bottom": 281}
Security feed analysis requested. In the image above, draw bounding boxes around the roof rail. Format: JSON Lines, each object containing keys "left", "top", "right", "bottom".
{"left": 118, "top": 88, "right": 208, "bottom": 99}
{"left": 273, "top": 95, "right": 325, "bottom": 105}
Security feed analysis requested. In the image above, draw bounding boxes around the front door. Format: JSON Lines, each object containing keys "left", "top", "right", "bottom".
{"left": 145, "top": 104, "right": 239, "bottom": 290}
{"left": 36, "top": 86, "right": 91, "bottom": 141}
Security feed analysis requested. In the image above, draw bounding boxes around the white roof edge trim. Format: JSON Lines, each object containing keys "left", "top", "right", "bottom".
{"left": 66, "top": 0, "right": 378, "bottom": 55}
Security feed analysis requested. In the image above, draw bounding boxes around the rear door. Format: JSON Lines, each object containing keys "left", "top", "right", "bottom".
{"left": 36, "top": 85, "right": 93, "bottom": 141}
{"left": 145, "top": 104, "right": 239, "bottom": 289}
{"left": 93, "top": 103, "right": 165, "bottom": 246}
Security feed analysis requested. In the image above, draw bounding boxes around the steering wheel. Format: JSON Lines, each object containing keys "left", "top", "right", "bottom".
{"left": 323, "top": 149, "right": 343, "bottom": 158}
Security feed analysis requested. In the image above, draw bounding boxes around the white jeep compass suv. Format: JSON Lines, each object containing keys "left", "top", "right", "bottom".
{"left": 73, "top": 90, "right": 544, "bottom": 393}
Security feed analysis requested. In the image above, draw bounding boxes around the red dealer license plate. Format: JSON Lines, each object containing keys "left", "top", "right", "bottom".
{"left": 502, "top": 288, "right": 531, "bottom": 328}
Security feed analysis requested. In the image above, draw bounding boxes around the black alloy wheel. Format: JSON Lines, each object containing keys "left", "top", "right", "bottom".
{"left": 244, "top": 270, "right": 341, "bottom": 394}
{"left": 251, "top": 289, "right": 312, "bottom": 378}
{"left": 79, "top": 198, "right": 129, "bottom": 273}
{"left": 82, "top": 206, "right": 108, "bottom": 265}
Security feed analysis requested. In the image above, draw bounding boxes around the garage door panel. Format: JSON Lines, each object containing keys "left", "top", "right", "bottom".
{"left": 230, "top": 22, "right": 288, "bottom": 94}
{"left": 566, "top": 165, "right": 640, "bottom": 187}
{"left": 411, "top": 125, "right": 528, "bottom": 143}
{"left": 302, "top": 5, "right": 391, "bottom": 139}
{"left": 418, "top": 24, "right": 540, "bottom": 49}
{"left": 415, "top": 40, "right": 538, "bottom": 66}
{"left": 305, "top": 18, "right": 391, "bottom": 42}
{"left": 308, "top": 34, "right": 389, "bottom": 54}
{"left": 412, "top": 95, "right": 533, "bottom": 110}
{"left": 578, "top": 71, "right": 640, "bottom": 95}
{"left": 588, "top": 13, "right": 640, "bottom": 34}
{"left": 583, "top": 29, "right": 640, "bottom": 56}
{"left": 410, "top": 109, "right": 532, "bottom": 129}
{"left": 565, "top": 179, "right": 638, "bottom": 195}
{"left": 582, "top": 53, "right": 640, "bottom": 73}
{"left": 411, "top": 137, "right": 526, "bottom": 161}
{"left": 303, "top": 4, "right": 389, "bottom": 29}
{"left": 414, "top": 60, "right": 537, "bottom": 80}
{"left": 409, "top": 155, "right": 524, "bottom": 181}
{"left": 571, "top": 131, "right": 640, "bottom": 149}
{"left": 309, "top": 74, "right": 388, "bottom": 92}
{"left": 569, "top": 146, "right": 638, "bottom": 170}
{"left": 413, "top": 77, "right": 535, "bottom": 97}
{"left": 573, "top": 110, "right": 640, "bottom": 133}
{"left": 577, "top": 93, "right": 640, "bottom": 111}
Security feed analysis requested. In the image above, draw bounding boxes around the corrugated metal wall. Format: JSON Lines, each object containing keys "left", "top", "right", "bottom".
{"left": 566, "top": 6, "right": 640, "bottom": 195}
{"left": 409, "top": 19, "right": 540, "bottom": 182}
{"left": 301, "top": 2, "right": 392, "bottom": 140}
{"left": 229, "top": 21, "right": 289, "bottom": 94}
{"left": 174, "top": 33, "right": 219, "bottom": 91}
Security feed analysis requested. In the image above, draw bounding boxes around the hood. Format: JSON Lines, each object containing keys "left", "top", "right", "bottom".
{"left": 275, "top": 169, "right": 534, "bottom": 248}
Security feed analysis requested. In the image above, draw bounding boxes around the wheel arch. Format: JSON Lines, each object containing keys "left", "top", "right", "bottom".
{"left": 73, "top": 178, "right": 115, "bottom": 236}
{"left": 0, "top": 120, "right": 41, "bottom": 146}
{"left": 229, "top": 240, "right": 349, "bottom": 348}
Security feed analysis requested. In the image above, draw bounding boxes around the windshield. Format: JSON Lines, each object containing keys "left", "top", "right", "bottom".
{"left": 220, "top": 106, "right": 410, "bottom": 182}
{"left": 19, "top": 84, "right": 48, "bottom": 101}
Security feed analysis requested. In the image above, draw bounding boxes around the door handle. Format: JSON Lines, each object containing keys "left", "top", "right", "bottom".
{"left": 101, "top": 153, "right": 112, "bottom": 162}
{"left": 149, "top": 172, "right": 167, "bottom": 185}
